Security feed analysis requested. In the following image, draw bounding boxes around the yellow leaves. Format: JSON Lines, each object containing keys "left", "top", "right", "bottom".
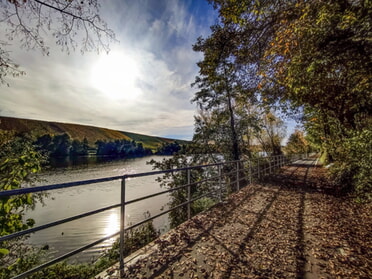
{"left": 306, "top": 62, "right": 316, "bottom": 73}
{"left": 283, "top": 42, "right": 291, "bottom": 55}
{"left": 339, "top": 12, "right": 357, "bottom": 30}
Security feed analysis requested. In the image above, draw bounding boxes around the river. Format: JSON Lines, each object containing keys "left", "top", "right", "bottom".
{"left": 24, "top": 156, "right": 170, "bottom": 262}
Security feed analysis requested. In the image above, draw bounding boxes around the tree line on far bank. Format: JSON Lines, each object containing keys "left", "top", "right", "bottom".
{"left": 33, "top": 133, "right": 183, "bottom": 159}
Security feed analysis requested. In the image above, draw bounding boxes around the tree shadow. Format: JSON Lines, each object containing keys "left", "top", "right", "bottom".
{"left": 123, "top": 184, "right": 265, "bottom": 278}
{"left": 122, "top": 159, "right": 336, "bottom": 279}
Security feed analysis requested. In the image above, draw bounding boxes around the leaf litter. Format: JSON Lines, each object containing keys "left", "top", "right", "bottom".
{"left": 97, "top": 160, "right": 371, "bottom": 279}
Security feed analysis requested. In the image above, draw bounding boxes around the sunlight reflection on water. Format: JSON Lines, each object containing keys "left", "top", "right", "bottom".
{"left": 104, "top": 211, "right": 120, "bottom": 238}
{"left": 25, "top": 156, "right": 170, "bottom": 262}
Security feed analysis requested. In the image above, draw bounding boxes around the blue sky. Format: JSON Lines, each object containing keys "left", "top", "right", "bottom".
{"left": 0, "top": 0, "right": 296, "bottom": 141}
{"left": 0, "top": 0, "right": 218, "bottom": 140}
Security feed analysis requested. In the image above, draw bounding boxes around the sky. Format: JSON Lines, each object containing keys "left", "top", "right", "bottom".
{"left": 0, "top": 0, "right": 218, "bottom": 140}
{"left": 0, "top": 0, "right": 297, "bottom": 142}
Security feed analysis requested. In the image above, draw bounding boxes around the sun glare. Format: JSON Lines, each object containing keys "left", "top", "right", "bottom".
{"left": 91, "top": 51, "right": 141, "bottom": 101}
{"left": 104, "top": 212, "right": 120, "bottom": 237}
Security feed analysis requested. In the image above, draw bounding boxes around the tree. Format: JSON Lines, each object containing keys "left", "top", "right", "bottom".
{"left": 208, "top": 0, "right": 371, "bottom": 128}
{"left": 254, "top": 111, "right": 286, "bottom": 156}
{"left": 156, "top": 142, "right": 182, "bottom": 156}
{"left": 192, "top": 23, "right": 258, "bottom": 161}
{"left": 0, "top": 131, "right": 43, "bottom": 236}
{"left": 0, "top": 130, "right": 45, "bottom": 277}
{"left": 149, "top": 153, "right": 218, "bottom": 228}
{"left": 207, "top": 0, "right": 371, "bottom": 199}
{"left": 70, "top": 138, "right": 88, "bottom": 156}
{"left": 0, "top": 0, "right": 115, "bottom": 85}
{"left": 260, "top": 0, "right": 371, "bottom": 129}
{"left": 191, "top": 109, "right": 226, "bottom": 158}
{"left": 50, "top": 133, "right": 71, "bottom": 157}
{"left": 82, "top": 137, "right": 89, "bottom": 155}
{"left": 284, "top": 129, "right": 310, "bottom": 155}
{"left": 34, "top": 134, "right": 53, "bottom": 154}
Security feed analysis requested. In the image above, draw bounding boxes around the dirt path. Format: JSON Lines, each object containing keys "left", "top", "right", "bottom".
{"left": 97, "top": 159, "right": 371, "bottom": 279}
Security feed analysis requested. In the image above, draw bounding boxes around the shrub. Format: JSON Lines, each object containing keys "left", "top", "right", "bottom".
{"left": 329, "top": 129, "right": 371, "bottom": 202}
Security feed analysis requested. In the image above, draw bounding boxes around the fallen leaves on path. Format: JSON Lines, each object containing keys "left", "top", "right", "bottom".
{"left": 100, "top": 160, "right": 371, "bottom": 279}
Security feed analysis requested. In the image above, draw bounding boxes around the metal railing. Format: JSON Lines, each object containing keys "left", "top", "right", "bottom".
{"left": 0, "top": 154, "right": 304, "bottom": 278}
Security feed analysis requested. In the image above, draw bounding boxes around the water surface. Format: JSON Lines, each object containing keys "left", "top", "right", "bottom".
{"left": 25, "top": 156, "right": 170, "bottom": 261}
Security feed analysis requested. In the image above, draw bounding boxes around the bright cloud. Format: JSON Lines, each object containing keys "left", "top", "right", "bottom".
{"left": 0, "top": 0, "right": 217, "bottom": 139}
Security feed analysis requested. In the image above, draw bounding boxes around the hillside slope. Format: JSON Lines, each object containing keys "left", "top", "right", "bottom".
{"left": 0, "top": 116, "right": 188, "bottom": 150}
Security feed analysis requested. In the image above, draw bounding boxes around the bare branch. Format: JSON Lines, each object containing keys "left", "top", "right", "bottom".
{"left": 0, "top": 0, "right": 116, "bottom": 85}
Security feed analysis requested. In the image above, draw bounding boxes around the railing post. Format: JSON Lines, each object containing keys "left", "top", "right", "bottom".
{"left": 280, "top": 155, "right": 283, "bottom": 167}
{"left": 269, "top": 156, "right": 272, "bottom": 174}
{"left": 119, "top": 177, "right": 126, "bottom": 278}
{"left": 187, "top": 168, "right": 191, "bottom": 220}
{"left": 275, "top": 155, "right": 279, "bottom": 169}
{"left": 249, "top": 160, "right": 252, "bottom": 185}
{"left": 218, "top": 164, "right": 222, "bottom": 202}
{"left": 264, "top": 157, "right": 267, "bottom": 176}
{"left": 236, "top": 161, "right": 240, "bottom": 191}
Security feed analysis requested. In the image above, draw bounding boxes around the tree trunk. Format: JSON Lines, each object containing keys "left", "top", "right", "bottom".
{"left": 226, "top": 89, "right": 240, "bottom": 161}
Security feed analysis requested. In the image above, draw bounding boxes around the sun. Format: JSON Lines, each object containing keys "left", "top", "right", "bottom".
{"left": 91, "top": 51, "right": 141, "bottom": 100}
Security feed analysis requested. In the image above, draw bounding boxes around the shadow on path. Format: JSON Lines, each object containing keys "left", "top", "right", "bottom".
{"left": 99, "top": 158, "right": 371, "bottom": 279}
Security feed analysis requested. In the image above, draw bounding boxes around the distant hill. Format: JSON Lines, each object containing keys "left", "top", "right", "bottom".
{"left": 0, "top": 116, "right": 189, "bottom": 151}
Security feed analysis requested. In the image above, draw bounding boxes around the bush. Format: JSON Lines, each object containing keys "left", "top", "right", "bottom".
{"left": 27, "top": 220, "right": 159, "bottom": 279}
{"left": 329, "top": 129, "right": 371, "bottom": 202}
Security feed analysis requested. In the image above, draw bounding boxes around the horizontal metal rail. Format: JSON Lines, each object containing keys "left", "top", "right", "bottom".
{"left": 0, "top": 203, "right": 121, "bottom": 242}
{"left": 0, "top": 175, "right": 124, "bottom": 197}
{"left": 0, "top": 161, "right": 233, "bottom": 198}
{"left": 13, "top": 231, "right": 120, "bottom": 279}
{"left": 0, "top": 154, "right": 304, "bottom": 279}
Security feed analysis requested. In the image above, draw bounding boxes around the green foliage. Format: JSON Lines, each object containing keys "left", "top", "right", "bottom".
{"left": 29, "top": 262, "right": 100, "bottom": 279}
{"left": 155, "top": 142, "right": 182, "bottom": 155}
{"left": 149, "top": 154, "right": 220, "bottom": 228}
{"left": 284, "top": 129, "right": 310, "bottom": 155}
{"left": 70, "top": 138, "right": 89, "bottom": 156}
{"left": 95, "top": 139, "right": 152, "bottom": 157}
{"left": 192, "top": 197, "right": 216, "bottom": 214}
{"left": 149, "top": 155, "right": 190, "bottom": 228}
{"left": 192, "top": 110, "right": 232, "bottom": 158}
{"left": 253, "top": 111, "right": 286, "bottom": 156}
{"left": 0, "top": 130, "right": 45, "bottom": 277}
{"left": 328, "top": 129, "right": 371, "bottom": 202}
{"left": 0, "top": 242, "right": 45, "bottom": 279}
{"left": 1, "top": 220, "right": 158, "bottom": 279}
{"left": 192, "top": 23, "right": 251, "bottom": 161}
{"left": 0, "top": 116, "right": 189, "bottom": 154}
{"left": 203, "top": 0, "right": 371, "bottom": 201}
{"left": 0, "top": 131, "right": 44, "bottom": 236}
{"left": 123, "top": 220, "right": 159, "bottom": 257}
{"left": 50, "top": 133, "right": 71, "bottom": 157}
{"left": 34, "top": 133, "right": 155, "bottom": 159}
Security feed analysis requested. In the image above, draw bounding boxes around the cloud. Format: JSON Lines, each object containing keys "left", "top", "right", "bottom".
{"left": 0, "top": 0, "right": 217, "bottom": 140}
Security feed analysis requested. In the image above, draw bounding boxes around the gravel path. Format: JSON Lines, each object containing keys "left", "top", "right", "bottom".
{"left": 96, "top": 158, "right": 371, "bottom": 279}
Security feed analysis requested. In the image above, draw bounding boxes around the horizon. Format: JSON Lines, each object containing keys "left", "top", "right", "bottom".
{"left": 0, "top": 0, "right": 218, "bottom": 141}
{"left": 0, "top": 115, "right": 191, "bottom": 142}
{"left": 0, "top": 0, "right": 297, "bottom": 142}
